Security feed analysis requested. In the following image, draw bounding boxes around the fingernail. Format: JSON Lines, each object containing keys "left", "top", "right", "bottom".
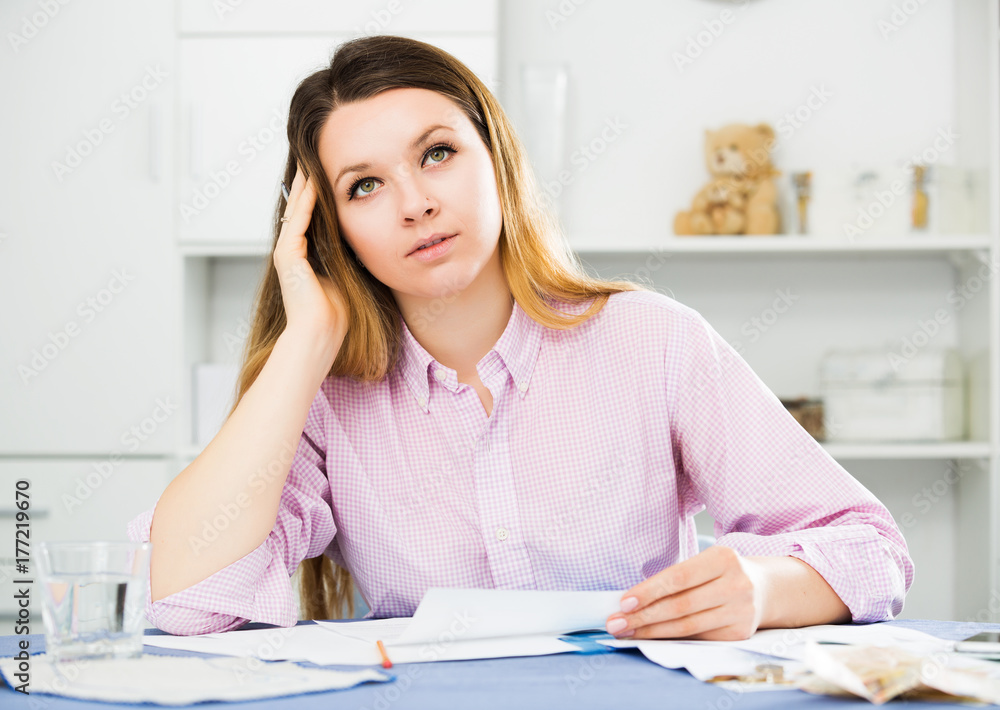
{"left": 620, "top": 596, "right": 639, "bottom": 613}
{"left": 618, "top": 630, "right": 634, "bottom": 638}
{"left": 607, "top": 617, "right": 627, "bottom": 634}
{"left": 280, "top": 181, "right": 290, "bottom": 200}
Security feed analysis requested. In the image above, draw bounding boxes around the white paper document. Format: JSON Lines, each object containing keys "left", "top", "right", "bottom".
{"left": 144, "top": 587, "right": 623, "bottom": 666}
{"left": 389, "top": 587, "right": 622, "bottom": 645}
{"left": 0, "top": 654, "right": 390, "bottom": 705}
{"left": 599, "top": 623, "right": 954, "bottom": 683}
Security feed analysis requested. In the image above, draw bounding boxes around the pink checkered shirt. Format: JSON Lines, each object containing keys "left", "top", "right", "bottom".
{"left": 128, "top": 290, "right": 913, "bottom": 635}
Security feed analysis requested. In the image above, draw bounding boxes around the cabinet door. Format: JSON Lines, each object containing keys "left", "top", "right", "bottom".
{"left": 178, "top": 0, "right": 497, "bottom": 34}
{"left": 177, "top": 34, "right": 498, "bottom": 246}
{"left": 0, "top": 458, "right": 170, "bottom": 622}
{"left": 0, "top": 0, "right": 178, "bottom": 454}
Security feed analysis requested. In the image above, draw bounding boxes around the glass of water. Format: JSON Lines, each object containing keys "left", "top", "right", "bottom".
{"left": 36, "top": 541, "right": 152, "bottom": 662}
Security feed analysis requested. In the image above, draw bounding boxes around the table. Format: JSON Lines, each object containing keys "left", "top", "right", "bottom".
{"left": 2, "top": 619, "right": 999, "bottom": 708}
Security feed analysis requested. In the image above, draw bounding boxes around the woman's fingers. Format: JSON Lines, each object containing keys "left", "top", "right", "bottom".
{"left": 286, "top": 171, "right": 316, "bottom": 240}
{"left": 619, "top": 573, "right": 755, "bottom": 639}
{"left": 629, "top": 604, "right": 744, "bottom": 641}
{"left": 271, "top": 163, "right": 349, "bottom": 342}
{"left": 275, "top": 166, "right": 316, "bottom": 265}
{"left": 606, "top": 547, "right": 761, "bottom": 640}
{"left": 621, "top": 546, "right": 732, "bottom": 613}
{"left": 281, "top": 163, "right": 307, "bottom": 220}
{"left": 630, "top": 575, "right": 736, "bottom": 629}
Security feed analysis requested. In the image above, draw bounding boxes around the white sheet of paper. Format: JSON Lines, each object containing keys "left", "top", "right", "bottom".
{"left": 143, "top": 586, "right": 624, "bottom": 665}
{"left": 635, "top": 643, "right": 806, "bottom": 683}
{"left": 0, "top": 653, "right": 389, "bottom": 705}
{"left": 144, "top": 624, "right": 375, "bottom": 665}
{"left": 144, "top": 622, "right": 580, "bottom": 665}
{"left": 387, "top": 587, "right": 623, "bottom": 646}
{"left": 598, "top": 623, "right": 954, "bottom": 684}
{"left": 316, "top": 617, "right": 410, "bottom": 643}
{"left": 600, "top": 623, "right": 952, "bottom": 661}
{"left": 686, "top": 624, "right": 952, "bottom": 662}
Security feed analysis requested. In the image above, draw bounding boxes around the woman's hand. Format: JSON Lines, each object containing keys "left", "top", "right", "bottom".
{"left": 273, "top": 163, "right": 350, "bottom": 343}
{"left": 605, "top": 546, "right": 767, "bottom": 641}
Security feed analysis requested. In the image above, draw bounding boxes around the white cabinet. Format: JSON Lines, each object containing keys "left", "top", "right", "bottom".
{"left": 177, "top": 36, "right": 350, "bottom": 246}
{"left": 0, "top": 0, "right": 178, "bottom": 455}
{"left": 177, "top": 0, "right": 498, "bottom": 34}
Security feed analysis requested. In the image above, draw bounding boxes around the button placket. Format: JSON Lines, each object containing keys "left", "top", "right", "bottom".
{"left": 471, "top": 374, "right": 536, "bottom": 589}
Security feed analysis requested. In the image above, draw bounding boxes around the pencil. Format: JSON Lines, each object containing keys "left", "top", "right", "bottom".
{"left": 376, "top": 639, "right": 393, "bottom": 669}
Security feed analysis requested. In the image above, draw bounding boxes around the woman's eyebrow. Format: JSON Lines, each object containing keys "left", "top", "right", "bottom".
{"left": 334, "top": 124, "right": 455, "bottom": 189}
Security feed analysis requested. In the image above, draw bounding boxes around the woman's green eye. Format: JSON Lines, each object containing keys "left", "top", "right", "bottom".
{"left": 358, "top": 179, "right": 376, "bottom": 194}
{"left": 428, "top": 148, "right": 446, "bottom": 163}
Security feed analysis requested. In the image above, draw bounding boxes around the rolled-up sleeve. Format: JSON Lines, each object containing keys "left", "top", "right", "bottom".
{"left": 127, "top": 404, "right": 337, "bottom": 636}
{"left": 668, "top": 309, "right": 914, "bottom": 622}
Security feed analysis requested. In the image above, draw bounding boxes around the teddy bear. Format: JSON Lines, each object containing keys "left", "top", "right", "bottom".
{"left": 674, "top": 123, "right": 781, "bottom": 236}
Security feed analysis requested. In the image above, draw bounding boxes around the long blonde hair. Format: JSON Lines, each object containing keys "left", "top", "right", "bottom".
{"left": 228, "top": 35, "right": 652, "bottom": 620}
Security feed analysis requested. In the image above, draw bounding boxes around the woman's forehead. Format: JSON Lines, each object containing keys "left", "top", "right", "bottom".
{"left": 319, "top": 89, "right": 472, "bottom": 172}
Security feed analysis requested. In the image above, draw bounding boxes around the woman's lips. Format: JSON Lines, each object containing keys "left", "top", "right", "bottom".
{"left": 408, "top": 235, "right": 456, "bottom": 261}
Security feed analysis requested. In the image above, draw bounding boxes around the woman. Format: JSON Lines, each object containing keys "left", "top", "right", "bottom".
{"left": 128, "top": 35, "right": 912, "bottom": 640}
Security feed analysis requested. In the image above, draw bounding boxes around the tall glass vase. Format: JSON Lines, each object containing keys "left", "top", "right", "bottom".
{"left": 520, "top": 64, "right": 568, "bottom": 209}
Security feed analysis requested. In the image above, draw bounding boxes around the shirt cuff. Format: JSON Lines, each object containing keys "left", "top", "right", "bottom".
{"left": 127, "top": 502, "right": 299, "bottom": 636}
{"left": 714, "top": 524, "right": 909, "bottom": 623}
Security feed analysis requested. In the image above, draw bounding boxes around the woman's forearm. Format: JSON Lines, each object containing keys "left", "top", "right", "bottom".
{"left": 749, "top": 556, "right": 853, "bottom": 628}
{"left": 147, "top": 326, "right": 342, "bottom": 602}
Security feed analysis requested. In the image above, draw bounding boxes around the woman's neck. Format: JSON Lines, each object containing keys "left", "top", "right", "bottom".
{"left": 395, "top": 248, "right": 514, "bottom": 380}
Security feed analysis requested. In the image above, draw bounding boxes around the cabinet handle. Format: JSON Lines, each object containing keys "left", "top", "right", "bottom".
{"left": 189, "top": 103, "right": 204, "bottom": 180}
{"left": 149, "top": 102, "right": 162, "bottom": 183}
{"left": 0, "top": 509, "right": 49, "bottom": 519}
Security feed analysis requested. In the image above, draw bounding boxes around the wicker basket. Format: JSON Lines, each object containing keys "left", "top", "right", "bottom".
{"left": 780, "top": 397, "right": 825, "bottom": 441}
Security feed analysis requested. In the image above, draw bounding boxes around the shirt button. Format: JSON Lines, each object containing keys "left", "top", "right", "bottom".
{"left": 417, "top": 396, "right": 427, "bottom": 407}
{"left": 518, "top": 381, "right": 528, "bottom": 392}
{"left": 434, "top": 369, "right": 446, "bottom": 381}
{"left": 496, "top": 527, "right": 509, "bottom": 542}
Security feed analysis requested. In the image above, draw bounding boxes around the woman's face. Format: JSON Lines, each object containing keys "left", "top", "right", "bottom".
{"left": 318, "top": 87, "right": 503, "bottom": 304}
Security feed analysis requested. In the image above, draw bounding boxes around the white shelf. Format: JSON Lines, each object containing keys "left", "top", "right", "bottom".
{"left": 180, "top": 241, "right": 270, "bottom": 257}
{"left": 573, "top": 234, "right": 994, "bottom": 256}
{"left": 180, "top": 234, "right": 996, "bottom": 259}
{"left": 822, "top": 441, "right": 993, "bottom": 461}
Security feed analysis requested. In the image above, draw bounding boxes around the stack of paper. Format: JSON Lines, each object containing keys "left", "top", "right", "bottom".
{"left": 144, "top": 588, "right": 623, "bottom": 665}
{"left": 142, "top": 586, "right": 963, "bottom": 693}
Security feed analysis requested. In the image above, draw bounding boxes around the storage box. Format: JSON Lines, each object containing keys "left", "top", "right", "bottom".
{"left": 819, "top": 348, "right": 965, "bottom": 442}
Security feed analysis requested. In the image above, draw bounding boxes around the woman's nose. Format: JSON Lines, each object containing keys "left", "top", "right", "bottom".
{"left": 398, "top": 177, "right": 438, "bottom": 221}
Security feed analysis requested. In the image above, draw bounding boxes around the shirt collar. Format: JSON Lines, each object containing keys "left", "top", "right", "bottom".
{"left": 397, "top": 297, "right": 544, "bottom": 413}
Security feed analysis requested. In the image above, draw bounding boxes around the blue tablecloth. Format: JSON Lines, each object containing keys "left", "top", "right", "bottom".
{"left": 2, "top": 619, "right": 999, "bottom": 708}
